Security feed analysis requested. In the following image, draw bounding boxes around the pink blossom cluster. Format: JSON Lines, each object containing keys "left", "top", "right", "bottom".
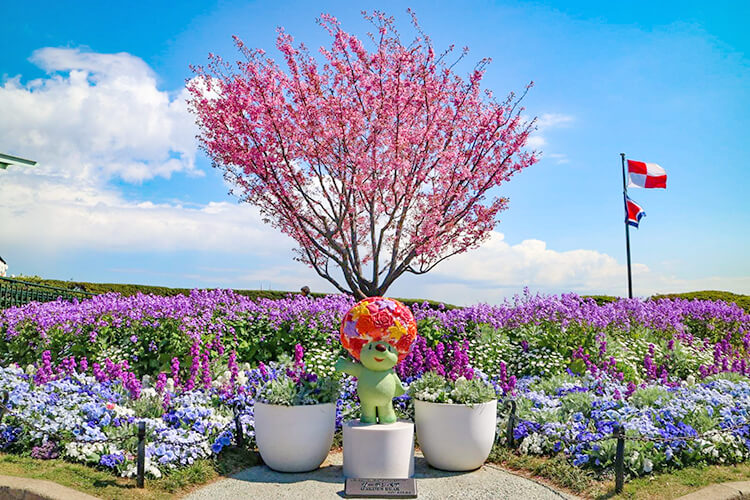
{"left": 188, "top": 10, "right": 537, "bottom": 297}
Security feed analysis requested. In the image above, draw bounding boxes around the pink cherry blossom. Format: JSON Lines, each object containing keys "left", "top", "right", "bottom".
{"left": 188, "top": 10, "right": 537, "bottom": 298}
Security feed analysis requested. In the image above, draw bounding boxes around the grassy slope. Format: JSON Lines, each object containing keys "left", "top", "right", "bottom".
{"left": 585, "top": 291, "right": 750, "bottom": 312}
{"left": 650, "top": 290, "right": 750, "bottom": 312}
{"left": 12, "top": 276, "right": 456, "bottom": 309}
{"left": 12, "top": 277, "right": 750, "bottom": 311}
{"left": 14, "top": 276, "right": 318, "bottom": 301}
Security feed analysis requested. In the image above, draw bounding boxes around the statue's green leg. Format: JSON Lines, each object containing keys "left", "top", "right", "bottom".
{"left": 377, "top": 403, "right": 397, "bottom": 424}
{"left": 361, "top": 403, "right": 377, "bottom": 424}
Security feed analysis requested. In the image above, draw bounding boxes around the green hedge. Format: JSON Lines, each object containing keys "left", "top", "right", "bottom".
{"left": 14, "top": 277, "right": 324, "bottom": 301}
{"left": 581, "top": 295, "right": 619, "bottom": 305}
{"left": 11, "top": 277, "right": 456, "bottom": 309}
{"left": 10, "top": 277, "right": 748, "bottom": 312}
{"left": 583, "top": 292, "right": 749, "bottom": 312}
{"left": 650, "top": 290, "right": 750, "bottom": 313}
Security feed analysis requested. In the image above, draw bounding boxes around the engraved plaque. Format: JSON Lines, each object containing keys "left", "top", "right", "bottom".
{"left": 344, "top": 478, "right": 417, "bottom": 498}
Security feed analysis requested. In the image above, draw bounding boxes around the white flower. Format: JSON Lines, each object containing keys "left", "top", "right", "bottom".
{"left": 519, "top": 433, "right": 544, "bottom": 455}
{"left": 149, "top": 465, "right": 162, "bottom": 478}
{"left": 122, "top": 457, "right": 162, "bottom": 479}
{"left": 140, "top": 388, "right": 157, "bottom": 399}
{"left": 64, "top": 442, "right": 80, "bottom": 459}
{"left": 112, "top": 404, "right": 135, "bottom": 418}
{"left": 212, "top": 372, "right": 229, "bottom": 388}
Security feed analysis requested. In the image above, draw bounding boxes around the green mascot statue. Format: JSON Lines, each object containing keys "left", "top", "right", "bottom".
{"left": 335, "top": 297, "right": 417, "bottom": 424}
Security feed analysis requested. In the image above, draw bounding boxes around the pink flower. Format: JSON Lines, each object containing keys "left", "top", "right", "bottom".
{"left": 372, "top": 311, "right": 393, "bottom": 329}
{"left": 187, "top": 11, "right": 537, "bottom": 297}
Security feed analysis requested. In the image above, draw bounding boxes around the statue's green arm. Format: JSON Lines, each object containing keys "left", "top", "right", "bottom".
{"left": 335, "top": 357, "right": 363, "bottom": 378}
{"left": 393, "top": 373, "right": 406, "bottom": 397}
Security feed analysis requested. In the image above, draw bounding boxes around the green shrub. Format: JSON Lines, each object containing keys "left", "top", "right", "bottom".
{"left": 529, "top": 373, "right": 580, "bottom": 395}
{"left": 256, "top": 365, "right": 339, "bottom": 406}
{"left": 416, "top": 317, "right": 448, "bottom": 347}
{"left": 629, "top": 386, "right": 672, "bottom": 408}
{"left": 706, "top": 372, "right": 750, "bottom": 384}
{"left": 559, "top": 391, "right": 595, "bottom": 418}
{"left": 582, "top": 295, "right": 619, "bottom": 305}
{"left": 468, "top": 325, "right": 513, "bottom": 377}
{"left": 228, "top": 317, "right": 334, "bottom": 367}
{"left": 408, "top": 371, "right": 495, "bottom": 405}
{"left": 650, "top": 290, "right": 750, "bottom": 312}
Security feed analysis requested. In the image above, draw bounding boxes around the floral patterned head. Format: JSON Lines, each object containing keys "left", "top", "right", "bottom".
{"left": 340, "top": 297, "right": 417, "bottom": 362}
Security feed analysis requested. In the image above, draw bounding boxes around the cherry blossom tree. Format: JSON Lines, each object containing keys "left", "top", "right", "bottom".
{"left": 188, "top": 11, "right": 537, "bottom": 299}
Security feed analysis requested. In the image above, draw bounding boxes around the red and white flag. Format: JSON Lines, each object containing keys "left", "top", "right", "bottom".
{"left": 624, "top": 194, "right": 646, "bottom": 228}
{"left": 627, "top": 160, "right": 667, "bottom": 189}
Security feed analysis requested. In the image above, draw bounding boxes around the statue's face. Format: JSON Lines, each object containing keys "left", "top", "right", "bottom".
{"left": 359, "top": 340, "right": 399, "bottom": 371}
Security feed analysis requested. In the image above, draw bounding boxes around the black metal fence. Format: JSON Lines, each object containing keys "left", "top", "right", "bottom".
{"left": 0, "top": 277, "right": 95, "bottom": 309}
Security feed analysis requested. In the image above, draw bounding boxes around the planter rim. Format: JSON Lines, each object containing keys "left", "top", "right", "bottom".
{"left": 413, "top": 398, "right": 497, "bottom": 407}
{"left": 254, "top": 401, "right": 336, "bottom": 408}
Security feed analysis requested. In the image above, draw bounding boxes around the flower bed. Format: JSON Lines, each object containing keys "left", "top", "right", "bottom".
{"left": 504, "top": 372, "right": 750, "bottom": 476}
{"left": 0, "top": 364, "right": 241, "bottom": 478}
{"left": 0, "top": 289, "right": 748, "bottom": 481}
{"left": 1, "top": 289, "right": 747, "bottom": 391}
{"left": 1, "top": 358, "right": 747, "bottom": 480}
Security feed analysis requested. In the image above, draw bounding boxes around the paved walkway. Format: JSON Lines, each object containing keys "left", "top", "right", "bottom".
{"left": 676, "top": 481, "right": 750, "bottom": 500}
{"left": 0, "top": 474, "right": 100, "bottom": 500}
{"left": 185, "top": 451, "right": 577, "bottom": 500}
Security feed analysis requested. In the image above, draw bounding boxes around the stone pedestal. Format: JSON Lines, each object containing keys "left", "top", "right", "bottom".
{"left": 343, "top": 420, "right": 415, "bottom": 478}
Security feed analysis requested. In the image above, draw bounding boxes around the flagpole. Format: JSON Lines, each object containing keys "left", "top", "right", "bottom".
{"left": 621, "top": 153, "right": 633, "bottom": 299}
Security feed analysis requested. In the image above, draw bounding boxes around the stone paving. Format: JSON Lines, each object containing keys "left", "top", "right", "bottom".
{"left": 0, "top": 474, "right": 100, "bottom": 500}
{"left": 2, "top": 460, "right": 748, "bottom": 499}
{"left": 676, "top": 481, "right": 750, "bottom": 500}
{"left": 185, "top": 451, "right": 578, "bottom": 500}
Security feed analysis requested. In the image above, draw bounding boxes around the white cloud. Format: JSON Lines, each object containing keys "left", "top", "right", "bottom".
{"left": 526, "top": 112, "right": 574, "bottom": 150}
{"left": 0, "top": 48, "right": 198, "bottom": 183}
{"left": 536, "top": 113, "right": 575, "bottom": 129}
{"left": 0, "top": 48, "right": 293, "bottom": 258}
{"left": 431, "top": 232, "right": 636, "bottom": 294}
{"left": 547, "top": 153, "right": 570, "bottom": 164}
{"left": 0, "top": 173, "right": 293, "bottom": 254}
{"left": 396, "top": 232, "right": 750, "bottom": 305}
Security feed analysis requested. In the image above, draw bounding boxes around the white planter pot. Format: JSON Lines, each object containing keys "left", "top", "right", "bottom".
{"left": 414, "top": 399, "right": 497, "bottom": 471}
{"left": 254, "top": 401, "right": 336, "bottom": 472}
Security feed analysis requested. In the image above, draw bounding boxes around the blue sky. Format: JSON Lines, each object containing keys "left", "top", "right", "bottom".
{"left": 1, "top": 0, "right": 748, "bottom": 304}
